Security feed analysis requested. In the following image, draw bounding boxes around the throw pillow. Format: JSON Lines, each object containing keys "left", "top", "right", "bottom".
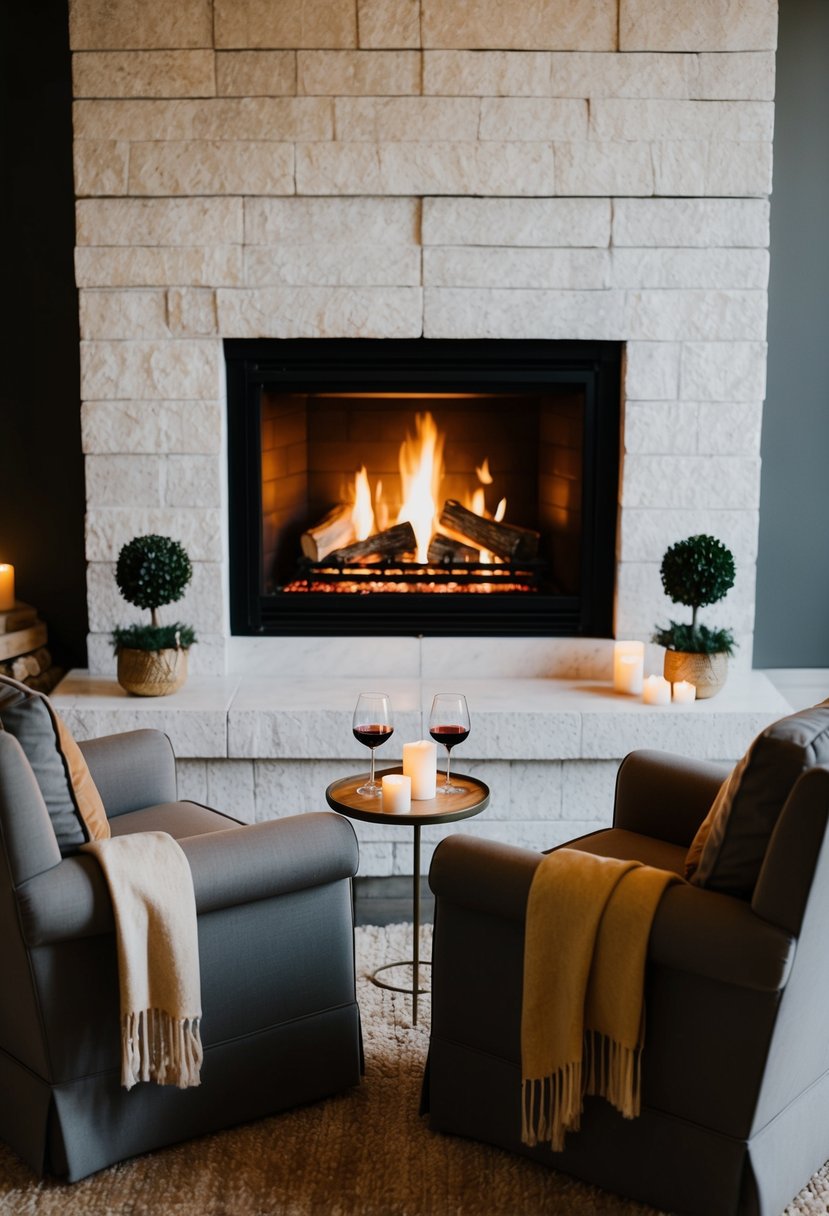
{"left": 686, "top": 699, "right": 829, "bottom": 898}
{"left": 0, "top": 674, "right": 110, "bottom": 854}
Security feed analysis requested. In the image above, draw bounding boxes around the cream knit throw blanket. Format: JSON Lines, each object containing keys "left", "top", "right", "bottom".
{"left": 521, "top": 848, "right": 679, "bottom": 1151}
{"left": 82, "top": 831, "right": 203, "bottom": 1090}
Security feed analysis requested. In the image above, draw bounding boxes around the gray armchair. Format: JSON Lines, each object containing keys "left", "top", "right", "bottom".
{"left": 423, "top": 748, "right": 829, "bottom": 1216}
{"left": 0, "top": 727, "right": 362, "bottom": 1181}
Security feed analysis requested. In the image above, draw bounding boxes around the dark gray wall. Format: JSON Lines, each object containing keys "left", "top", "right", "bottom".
{"left": 753, "top": 0, "right": 829, "bottom": 666}
{"left": 0, "top": 1, "right": 88, "bottom": 669}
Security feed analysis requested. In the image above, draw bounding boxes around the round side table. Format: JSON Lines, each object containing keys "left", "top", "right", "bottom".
{"left": 326, "top": 767, "right": 489, "bottom": 1025}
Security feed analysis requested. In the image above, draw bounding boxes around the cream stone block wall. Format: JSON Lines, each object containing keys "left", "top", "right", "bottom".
{"left": 70, "top": 0, "right": 777, "bottom": 694}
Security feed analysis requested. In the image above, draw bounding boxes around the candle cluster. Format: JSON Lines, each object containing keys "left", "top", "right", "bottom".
{"left": 381, "top": 740, "right": 439, "bottom": 812}
{"left": 613, "top": 642, "right": 696, "bottom": 706}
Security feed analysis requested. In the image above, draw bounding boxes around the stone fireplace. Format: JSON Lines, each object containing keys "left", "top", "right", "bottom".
{"left": 73, "top": 0, "right": 774, "bottom": 679}
{"left": 60, "top": 1, "right": 789, "bottom": 876}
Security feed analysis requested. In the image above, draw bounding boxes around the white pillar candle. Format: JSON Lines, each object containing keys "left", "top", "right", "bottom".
{"left": 672, "top": 680, "right": 696, "bottom": 704}
{"left": 643, "top": 675, "right": 672, "bottom": 706}
{"left": 382, "top": 773, "right": 411, "bottom": 813}
{"left": 402, "top": 739, "right": 437, "bottom": 800}
{"left": 613, "top": 640, "right": 644, "bottom": 694}
{"left": 0, "top": 564, "right": 14, "bottom": 611}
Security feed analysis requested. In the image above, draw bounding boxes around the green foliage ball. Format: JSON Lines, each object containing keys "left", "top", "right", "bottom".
{"left": 659, "top": 534, "right": 735, "bottom": 611}
{"left": 116, "top": 534, "right": 192, "bottom": 612}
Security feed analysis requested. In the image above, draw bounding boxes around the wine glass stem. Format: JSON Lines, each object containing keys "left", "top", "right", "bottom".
{"left": 444, "top": 746, "right": 451, "bottom": 788}
{"left": 370, "top": 747, "right": 376, "bottom": 788}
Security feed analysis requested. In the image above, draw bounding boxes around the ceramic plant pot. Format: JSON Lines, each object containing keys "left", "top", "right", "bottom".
{"left": 116, "top": 646, "right": 188, "bottom": 697}
{"left": 663, "top": 650, "right": 728, "bottom": 700}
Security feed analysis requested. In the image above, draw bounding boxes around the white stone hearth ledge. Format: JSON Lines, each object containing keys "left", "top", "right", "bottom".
{"left": 52, "top": 669, "right": 792, "bottom": 765}
{"left": 52, "top": 665, "right": 796, "bottom": 879}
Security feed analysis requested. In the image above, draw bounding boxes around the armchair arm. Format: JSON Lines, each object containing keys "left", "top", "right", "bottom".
{"left": 429, "top": 833, "right": 794, "bottom": 993}
{"left": 16, "top": 811, "right": 358, "bottom": 946}
{"left": 78, "top": 729, "right": 177, "bottom": 816}
{"left": 752, "top": 766, "right": 829, "bottom": 935}
{"left": 613, "top": 749, "right": 731, "bottom": 846}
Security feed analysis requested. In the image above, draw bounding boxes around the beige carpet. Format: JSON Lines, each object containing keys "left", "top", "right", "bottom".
{"left": 1, "top": 923, "right": 827, "bottom": 1216}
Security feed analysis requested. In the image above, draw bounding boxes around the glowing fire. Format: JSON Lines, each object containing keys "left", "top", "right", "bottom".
{"left": 346, "top": 410, "right": 506, "bottom": 564}
{"left": 351, "top": 466, "right": 375, "bottom": 541}
{"left": 396, "top": 412, "right": 445, "bottom": 563}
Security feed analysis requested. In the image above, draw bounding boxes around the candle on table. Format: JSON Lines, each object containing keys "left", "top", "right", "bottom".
{"left": 0, "top": 564, "right": 14, "bottom": 611}
{"left": 403, "top": 739, "right": 437, "bottom": 800}
{"left": 382, "top": 773, "right": 411, "bottom": 814}
{"left": 642, "top": 675, "right": 672, "bottom": 706}
{"left": 613, "top": 640, "right": 644, "bottom": 694}
{"left": 672, "top": 680, "right": 696, "bottom": 704}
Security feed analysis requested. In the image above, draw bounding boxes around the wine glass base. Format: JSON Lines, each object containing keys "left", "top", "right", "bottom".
{"left": 436, "top": 783, "right": 465, "bottom": 795}
{"left": 356, "top": 781, "right": 383, "bottom": 797}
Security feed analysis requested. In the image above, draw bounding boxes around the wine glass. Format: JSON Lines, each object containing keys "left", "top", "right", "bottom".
{"left": 353, "top": 692, "right": 394, "bottom": 797}
{"left": 429, "top": 693, "right": 470, "bottom": 796}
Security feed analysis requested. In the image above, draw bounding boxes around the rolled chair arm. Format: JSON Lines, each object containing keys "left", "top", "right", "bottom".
{"left": 429, "top": 833, "right": 794, "bottom": 993}
{"left": 78, "top": 729, "right": 177, "bottom": 817}
{"left": 752, "top": 767, "right": 829, "bottom": 935}
{"left": 429, "top": 834, "right": 541, "bottom": 923}
{"left": 16, "top": 811, "right": 359, "bottom": 946}
{"left": 613, "top": 749, "right": 731, "bottom": 846}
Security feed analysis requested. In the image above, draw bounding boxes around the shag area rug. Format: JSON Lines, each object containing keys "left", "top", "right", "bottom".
{"left": 1, "top": 923, "right": 827, "bottom": 1216}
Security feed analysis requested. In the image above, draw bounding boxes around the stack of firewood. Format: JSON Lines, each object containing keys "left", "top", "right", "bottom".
{"left": 301, "top": 499, "right": 539, "bottom": 565}
{"left": 0, "top": 603, "right": 63, "bottom": 692}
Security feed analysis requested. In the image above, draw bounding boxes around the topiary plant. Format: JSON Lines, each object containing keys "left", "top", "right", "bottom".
{"left": 112, "top": 534, "right": 196, "bottom": 654}
{"left": 652, "top": 534, "right": 736, "bottom": 656}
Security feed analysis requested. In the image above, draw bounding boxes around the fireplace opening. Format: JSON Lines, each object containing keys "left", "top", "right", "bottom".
{"left": 226, "top": 339, "right": 620, "bottom": 637}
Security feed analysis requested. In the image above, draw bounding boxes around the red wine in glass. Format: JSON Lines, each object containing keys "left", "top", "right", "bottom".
{"left": 428, "top": 694, "right": 470, "bottom": 795}
{"left": 353, "top": 724, "right": 394, "bottom": 749}
{"left": 353, "top": 693, "right": 394, "bottom": 797}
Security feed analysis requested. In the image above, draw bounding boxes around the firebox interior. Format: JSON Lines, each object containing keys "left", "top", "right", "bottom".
{"left": 226, "top": 339, "right": 620, "bottom": 637}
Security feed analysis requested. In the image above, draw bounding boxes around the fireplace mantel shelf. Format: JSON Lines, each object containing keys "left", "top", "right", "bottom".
{"left": 52, "top": 669, "right": 792, "bottom": 766}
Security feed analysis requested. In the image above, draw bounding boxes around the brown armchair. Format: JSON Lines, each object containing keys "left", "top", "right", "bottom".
{"left": 422, "top": 746, "right": 829, "bottom": 1216}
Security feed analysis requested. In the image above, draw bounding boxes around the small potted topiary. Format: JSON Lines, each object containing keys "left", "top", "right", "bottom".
{"left": 652, "top": 533, "right": 736, "bottom": 699}
{"left": 112, "top": 534, "right": 196, "bottom": 696}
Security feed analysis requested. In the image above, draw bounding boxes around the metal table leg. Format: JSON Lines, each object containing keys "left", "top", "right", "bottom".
{"left": 370, "top": 823, "right": 430, "bottom": 1024}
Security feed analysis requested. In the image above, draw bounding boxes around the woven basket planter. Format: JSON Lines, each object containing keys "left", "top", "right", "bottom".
{"left": 117, "top": 647, "right": 188, "bottom": 697}
{"left": 663, "top": 650, "right": 729, "bottom": 700}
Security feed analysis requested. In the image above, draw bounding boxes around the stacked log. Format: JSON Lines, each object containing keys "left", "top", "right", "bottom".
{"left": 300, "top": 505, "right": 357, "bottom": 562}
{"left": 0, "top": 604, "right": 63, "bottom": 691}
{"left": 438, "top": 500, "right": 540, "bottom": 561}
{"left": 324, "top": 521, "right": 417, "bottom": 565}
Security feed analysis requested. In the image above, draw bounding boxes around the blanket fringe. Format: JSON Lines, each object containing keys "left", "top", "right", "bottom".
{"left": 122, "top": 1008, "right": 203, "bottom": 1091}
{"left": 521, "top": 1060, "right": 582, "bottom": 1151}
{"left": 522, "top": 1032, "right": 641, "bottom": 1151}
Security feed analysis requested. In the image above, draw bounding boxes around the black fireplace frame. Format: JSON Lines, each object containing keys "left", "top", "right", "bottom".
{"left": 226, "top": 338, "right": 620, "bottom": 637}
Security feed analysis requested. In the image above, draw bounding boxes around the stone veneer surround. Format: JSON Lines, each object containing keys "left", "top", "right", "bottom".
{"left": 71, "top": 0, "right": 777, "bottom": 677}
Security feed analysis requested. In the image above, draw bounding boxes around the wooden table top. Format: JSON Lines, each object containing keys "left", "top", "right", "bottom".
{"left": 325, "top": 767, "right": 490, "bottom": 827}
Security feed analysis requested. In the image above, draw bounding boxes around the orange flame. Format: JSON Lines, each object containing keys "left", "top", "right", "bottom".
{"left": 397, "top": 413, "right": 444, "bottom": 563}
{"left": 351, "top": 466, "right": 375, "bottom": 541}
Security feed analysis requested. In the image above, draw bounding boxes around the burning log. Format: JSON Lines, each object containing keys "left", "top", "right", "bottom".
{"left": 438, "top": 500, "right": 540, "bottom": 561}
{"left": 325, "top": 521, "right": 417, "bottom": 565}
{"left": 301, "top": 505, "right": 357, "bottom": 562}
{"left": 427, "top": 534, "right": 480, "bottom": 564}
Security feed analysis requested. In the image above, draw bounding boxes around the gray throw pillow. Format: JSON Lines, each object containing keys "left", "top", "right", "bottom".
{"left": 0, "top": 675, "right": 110, "bottom": 855}
{"left": 687, "top": 699, "right": 829, "bottom": 899}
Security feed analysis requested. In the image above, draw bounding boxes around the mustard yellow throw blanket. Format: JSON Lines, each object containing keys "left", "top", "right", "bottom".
{"left": 82, "top": 831, "right": 203, "bottom": 1091}
{"left": 521, "top": 848, "right": 679, "bottom": 1151}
